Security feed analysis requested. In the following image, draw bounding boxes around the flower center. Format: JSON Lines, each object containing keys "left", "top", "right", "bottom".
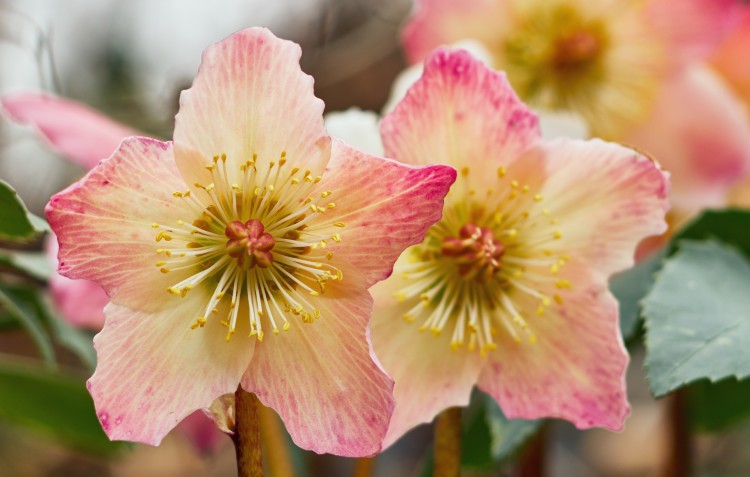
{"left": 225, "top": 219, "right": 276, "bottom": 269}
{"left": 551, "top": 29, "right": 601, "bottom": 72}
{"left": 392, "top": 166, "right": 573, "bottom": 355}
{"left": 441, "top": 223, "right": 505, "bottom": 280}
{"left": 152, "top": 153, "right": 345, "bottom": 342}
{"left": 502, "top": 3, "right": 609, "bottom": 111}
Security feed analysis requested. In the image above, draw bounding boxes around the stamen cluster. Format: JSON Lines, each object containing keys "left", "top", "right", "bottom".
{"left": 151, "top": 153, "right": 346, "bottom": 341}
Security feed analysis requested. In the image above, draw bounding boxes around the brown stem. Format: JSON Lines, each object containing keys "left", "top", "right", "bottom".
{"left": 233, "top": 387, "right": 264, "bottom": 477}
{"left": 258, "top": 404, "right": 295, "bottom": 477}
{"left": 662, "top": 390, "right": 691, "bottom": 477}
{"left": 434, "top": 407, "right": 462, "bottom": 477}
{"left": 353, "top": 457, "right": 375, "bottom": 477}
{"left": 518, "top": 427, "right": 546, "bottom": 477}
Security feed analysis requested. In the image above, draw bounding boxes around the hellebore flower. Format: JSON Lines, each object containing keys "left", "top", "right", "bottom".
{"left": 2, "top": 93, "right": 228, "bottom": 454}
{"left": 370, "top": 49, "right": 669, "bottom": 447}
{"left": 402, "top": 0, "right": 750, "bottom": 218}
{"left": 45, "top": 28, "right": 455, "bottom": 456}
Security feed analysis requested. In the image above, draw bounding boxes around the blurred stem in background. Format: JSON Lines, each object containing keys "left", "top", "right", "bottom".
{"left": 663, "top": 390, "right": 691, "bottom": 477}
{"left": 234, "top": 387, "right": 264, "bottom": 477}
{"left": 353, "top": 457, "right": 375, "bottom": 477}
{"left": 518, "top": 426, "right": 547, "bottom": 477}
{"left": 259, "top": 403, "right": 296, "bottom": 477}
{"left": 434, "top": 407, "right": 462, "bottom": 477}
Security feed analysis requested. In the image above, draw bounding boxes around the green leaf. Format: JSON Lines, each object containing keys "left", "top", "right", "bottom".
{"left": 687, "top": 377, "right": 750, "bottom": 432}
{"left": 643, "top": 240, "right": 750, "bottom": 397}
{"left": 484, "top": 397, "right": 541, "bottom": 463}
{"left": 0, "top": 358, "right": 122, "bottom": 454}
{"left": 671, "top": 209, "right": 750, "bottom": 257}
{"left": 461, "top": 391, "right": 541, "bottom": 470}
{"left": 609, "top": 249, "right": 666, "bottom": 341}
{"left": 418, "top": 391, "right": 541, "bottom": 476}
{"left": 0, "top": 284, "right": 95, "bottom": 369}
{"left": 0, "top": 180, "right": 48, "bottom": 241}
{"left": 0, "top": 285, "right": 56, "bottom": 369}
{"left": 0, "top": 249, "right": 53, "bottom": 281}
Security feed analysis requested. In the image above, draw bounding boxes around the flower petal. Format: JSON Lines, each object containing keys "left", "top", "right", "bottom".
{"left": 175, "top": 411, "right": 227, "bottom": 454}
{"left": 45, "top": 235, "right": 107, "bottom": 330}
{"left": 369, "top": 271, "right": 484, "bottom": 449}
{"left": 402, "top": 0, "right": 510, "bottom": 64}
{"left": 382, "top": 39, "right": 495, "bottom": 115}
{"left": 88, "top": 290, "right": 254, "bottom": 446}
{"left": 317, "top": 139, "right": 456, "bottom": 287}
{"left": 624, "top": 66, "right": 750, "bottom": 211}
{"left": 531, "top": 138, "right": 670, "bottom": 277}
{"left": 1, "top": 92, "right": 136, "bottom": 169}
{"left": 46, "top": 137, "right": 195, "bottom": 311}
{"left": 477, "top": 259, "right": 629, "bottom": 430}
{"left": 711, "top": 8, "right": 750, "bottom": 105}
{"left": 381, "top": 48, "right": 539, "bottom": 179}
{"left": 644, "top": 0, "right": 741, "bottom": 65}
{"left": 173, "top": 27, "right": 330, "bottom": 189}
{"left": 241, "top": 265, "right": 394, "bottom": 457}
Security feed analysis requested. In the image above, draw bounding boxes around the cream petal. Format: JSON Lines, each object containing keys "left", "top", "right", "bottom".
{"left": 46, "top": 137, "right": 198, "bottom": 311}
{"left": 88, "top": 290, "right": 254, "bottom": 446}
{"left": 242, "top": 265, "right": 394, "bottom": 457}
{"left": 173, "top": 28, "right": 330, "bottom": 189}
{"left": 477, "top": 259, "right": 630, "bottom": 430}
{"left": 316, "top": 139, "right": 455, "bottom": 287}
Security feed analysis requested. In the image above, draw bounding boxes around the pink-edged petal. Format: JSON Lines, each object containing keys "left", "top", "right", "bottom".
{"left": 242, "top": 265, "right": 394, "bottom": 457}
{"left": 381, "top": 48, "right": 539, "bottom": 179}
{"left": 45, "top": 235, "right": 107, "bottom": 329}
{"left": 1, "top": 92, "right": 137, "bottom": 169}
{"left": 402, "top": 0, "right": 511, "bottom": 64}
{"left": 317, "top": 139, "right": 455, "bottom": 288}
{"left": 624, "top": 66, "right": 750, "bottom": 211}
{"left": 369, "top": 273, "right": 483, "bottom": 449}
{"left": 88, "top": 290, "right": 254, "bottom": 446}
{"left": 478, "top": 259, "right": 630, "bottom": 430}
{"left": 46, "top": 137, "right": 195, "bottom": 311}
{"left": 173, "top": 27, "right": 330, "bottom": 188}
{"left": 531, "top": 138, "right": 669, "bottom": 277}
{"left": 644, "top": 0, "right": 741, "bottom": 66}
{"left": 711, "top": 8, "right": 750, "bottom": 105}
{"left": 176, "top": 411, "right": 227, "bottom": 454}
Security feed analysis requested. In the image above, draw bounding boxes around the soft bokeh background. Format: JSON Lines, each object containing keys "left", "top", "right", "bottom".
{"left": 1, "top": 1, "right": 750, "bottom": 476}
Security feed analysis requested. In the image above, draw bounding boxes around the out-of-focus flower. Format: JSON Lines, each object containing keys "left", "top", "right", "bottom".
{"left": 711, "top": 6, "right": 750, "bottom": 107}
{"left": 402, "top": 0, "right": 750, "bottom": 217}
{"left": 46, "top": 28, "right": 455, "bottom": 456}
{"left": 371, "top": 49, "right": 669, "bottom": 447}
{"left": 2, "top": 92, "right": 137, "bottom": 170}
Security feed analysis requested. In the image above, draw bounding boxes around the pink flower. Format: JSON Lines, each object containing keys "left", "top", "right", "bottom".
{"left": 402, "top": 0, "right": 750, "bottom": 216}
{"left": 371, "top": 49, "right": 669, "bottom": 447}
{"left": 2, "top": 92, "right": 137, "bottom": 170}
{"left": 45, "top": 28, "right": 456, "bottom": 456}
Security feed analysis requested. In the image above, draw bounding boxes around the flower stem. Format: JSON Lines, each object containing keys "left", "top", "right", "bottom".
{"left": 353, "top": 457, "right": 375, "bottom": 477}
{"left": 258, "top": 404, "right": 295, "bottom": 477}
{"left": 663, "top": 390, "right": 691, "bottom": 477}
{"left": 434, "top": 407, "right": 462, "bottom": 477}
{"left": 233, "top": 387, "right": 264, "bottom": 477}
{"left": 518, "top": 426, "right": 546, "bottom": 477}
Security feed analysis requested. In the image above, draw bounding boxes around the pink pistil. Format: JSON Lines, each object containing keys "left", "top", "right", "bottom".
{"left": 441, "top": 223, "right": 505, "bottom": 280}
{"left": 225, "top": 219, "right": 276, "bottom": 269}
